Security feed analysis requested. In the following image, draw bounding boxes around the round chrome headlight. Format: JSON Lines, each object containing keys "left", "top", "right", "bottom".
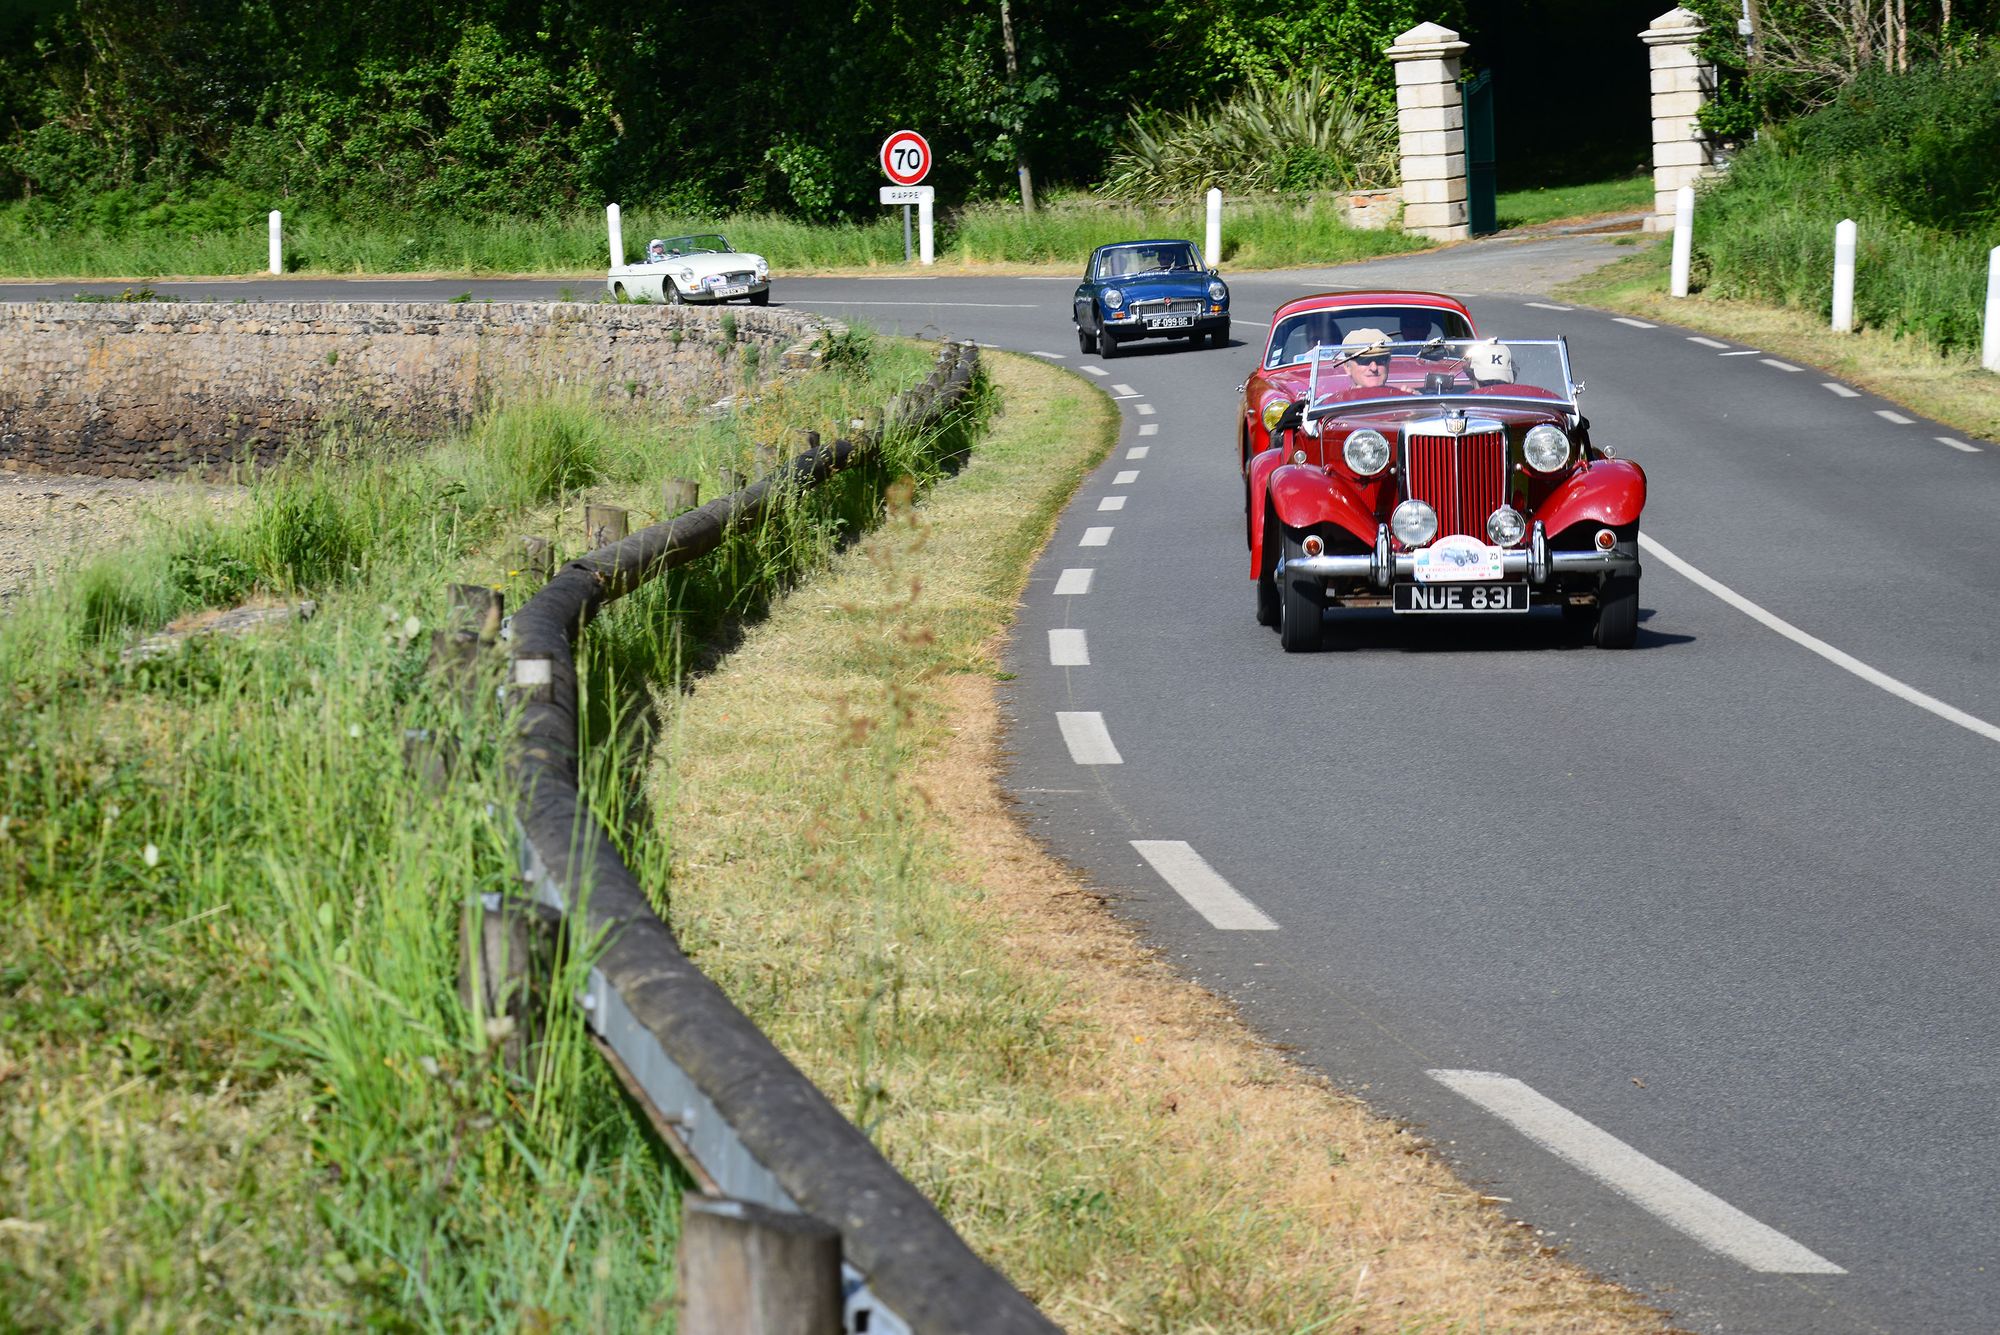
{"left": 1103, "top": 287, "right": 1124, "bottom": 309}
{"left": 676, "top": 268, "right": 695, "bottom": 284}
{"left": 1208, "top": 279, "right": 1227, "bottom": 302}
{"left": 1391, "top": 500, "right": 1438, "bottom": 548}
{"left": 1342, "top": 429, "right": 1391, "bottom": 476}
{"left": 1486, "top": 505, "right": 1527, "bottom": 547}
{"left": 1524, "top": 424, "right": 1572, "bottom": 473}
{"left": 1261, "top": 400, "right": 1290, "bottom": 432}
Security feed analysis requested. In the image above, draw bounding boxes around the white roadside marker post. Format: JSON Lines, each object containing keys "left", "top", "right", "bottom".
{"left": 1205, "top": 187, "right": 1222, "bottom": 269}
{"left": 918, "top": 194, "right": 935, "bottom": 265}
{"left": 1832, "top": 218, "right": 1856, "bottom": 333}
{"left": 1984, "top": 245, "right": 2000, "bottom": 374}
{"left": 1669, "top": 186, "right": 1694, "bottom": 298}
{"left": 268, "top": 210, "right": 282, "bottom": 274}
{"left": 606, "top": 202, "right": 624, "bottom": 268}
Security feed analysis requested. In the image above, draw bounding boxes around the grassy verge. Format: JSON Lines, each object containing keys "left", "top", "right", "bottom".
{"left": 1558, "top": 238, "right": 2000, "bottom": 444}
{"left": 648, "top": 351, "right": 1670, "bottom": 1332}
{"left": 0, "top": 195, "right": 1426, "bottom": 280}
{"left": 0, "top": 330, "right": 936, "bottom": 1326}
{"left": 1495, "top": 175, "right": 1653, "bottom": 230}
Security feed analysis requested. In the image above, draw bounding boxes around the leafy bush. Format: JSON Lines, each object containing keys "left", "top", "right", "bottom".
{"left": 1101, "top": 69, "right": 1397, "bottom": 201}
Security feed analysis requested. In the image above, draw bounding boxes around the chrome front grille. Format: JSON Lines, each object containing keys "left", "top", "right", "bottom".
{"left": 1406, "top": 430, "right": 1507, "bottom": 539}
{"left": 1130, "top": 297, "right": 1201, "bottom": 315}
{"left": 725, "top": 270, "right": 756, "bottom": 285}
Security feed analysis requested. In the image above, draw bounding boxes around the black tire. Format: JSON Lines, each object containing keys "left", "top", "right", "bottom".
{"left": 749, "top": 288, "right": 770, "bottom": 306}
{"left": 1255, "top": 545, "right": 1279, "bottom": 628}
{"left": 1206, "top": 329, "right": 1226, "bottom": 349}
{"left": 1077, "top": 322, "right": 1098, "bottom": 354}
{"left": 667, "top": 284, "right": 685, "bottom": 305}
{"left": 1100, "top": 331, "right": 1120, "bottom": 359}
{"left": 1278, "top": 536, "right": 1325, "bottom": 652}
{"left": 1595, "top": 574, "right": 1639, "bottom": 649}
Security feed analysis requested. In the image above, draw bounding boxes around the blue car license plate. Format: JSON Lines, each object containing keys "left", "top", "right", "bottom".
{"left": 1393, "top": 582, "right": 1528, "bottom": 613}
{"left": 1144, "top": 314, "right": 1193, "bottom": 329}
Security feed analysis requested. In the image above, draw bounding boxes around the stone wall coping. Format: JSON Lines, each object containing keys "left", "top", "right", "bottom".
{"left": 1387, "top": 21, "right": 1469, "bottom": 61}
{"left": 1642, "top": 6, "right": 1704, "bottom": 45}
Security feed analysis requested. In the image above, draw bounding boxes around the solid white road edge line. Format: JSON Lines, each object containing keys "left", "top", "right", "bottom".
{"left": 1427, "top": 1070, "right": 1845, "bottom": 1275}
{"left": 1114, "top": 469, "right": 1139, "bottom": 484}
{"left": 1717, "top": 350, "right": 1762, "bottom": 357}
{"left": 1640, "top": 533, "right": 2000, "bottom": 745}
{"left": 1688, "top": 336, "right": 1730, "bottom": 349}
{"left": 1048, "top": 629, "right": 1089, "bottom": 667}
{"left": 1056, "top": 712, "right": 1122, "bottom": 765}
{"left": 1936, "top": 436, "right": 1980, "bottom": 453}
{"left": 1876, "top": 409, "right": 1914, "bottom": 424}
{"left": 1130, "top": 841, "right": 1279, "bottom": 931}
{"left": 1079, "top": 526, "right": 1113, "bottom": 547}
{"left": 1097, "top": 495, "right": 1127, "bottom": 511}
{"left": 1822, "top": 382, "right": 1860, "bottom": 398}
{"left": 1524, "top": 302, "right": 1573, "bottom": 311}
{"left": 1613, "top": 317, "right": 1656, "bottom": 329}
{"left": 1053, "top": 568, "right": 1093, "bottom": 596}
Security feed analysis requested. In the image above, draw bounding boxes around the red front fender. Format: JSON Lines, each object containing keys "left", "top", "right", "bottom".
{"left": 1269, "top": 465, "right": 1379, "bottom": 549}
{"left": 1536, "top": 459, "right": 1647, "bottom": 540}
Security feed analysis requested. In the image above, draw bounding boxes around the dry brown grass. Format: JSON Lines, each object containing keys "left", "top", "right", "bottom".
{"left": 650, "top": 351, "right": 1673, "bottom": 1332}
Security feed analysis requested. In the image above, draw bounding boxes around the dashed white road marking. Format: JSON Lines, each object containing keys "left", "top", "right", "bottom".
{"left": 1718, "top": 349, "right": 1762, "bottom": 357}
{"left": 1937, "top": 435, "right": 1980, "bottom": 453}
{"left": 1876, "top": 409, "right": 1914, "bottom": 425}
{"left": 1053, "top": 567, "right": 1093, "bottom": 596}
{"left": 1613, "top": 317, "right": 1656, "bottom": 329}
{"left": 1525, "top": 301, "right": 1573, "bottom": 311}
{"left": 1111, "top": 383, "right": 1138, "bottom": 396}
{"left": 1048, "top": 628, "right": 1089, "bottom": 667}
{"left": 1126, "top": 445, "right": 1150, "bottom": 459}
{"left": 1056, "top": 711, "right": 1122, "bottom": 764}
{"left": 1641, "top": 533, "right": 2000, "bottom": 745}
{"left": 1135, "top": 403, "right": 1156, "bottom": 416}
{"left": 1110, "top": 393, "right": 1142, "bottom": 401}
{"left": 1138, "top": 423, "right": 1159, "bottom": 436}
{"left": 1114, "top": 469, "right": 1139, "bottom": 484}
{"left": 1082, "top": 366, "right": 1109, "bottom": 378}
{"left": 1428, "top": 1070, "right": 1844, "bottom": 1275}
{"left": 1131, "top": 841, "right": 1279, "bottom": 931}
{"left": 1031, "top": 350, "right": 1067, "bottom": 360}
{"left": 1760, "top": 358, "right": 1802, "bottom": 372}
{"left": 1097, "top": 495, "right": 1127, "bottom": 511}
{"left": 1688, "top": 336, "right": 1730, "bottom": 349}
{"left": 1822, "top": 382, "right": 1859, "bottom": 398}
{"left": 1079, "top": 526, "right": 1113, "bottom": 547}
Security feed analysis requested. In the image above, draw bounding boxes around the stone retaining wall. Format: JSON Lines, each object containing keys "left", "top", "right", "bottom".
{"left": 0, "top": 302, "right": 825, "bottom": 477}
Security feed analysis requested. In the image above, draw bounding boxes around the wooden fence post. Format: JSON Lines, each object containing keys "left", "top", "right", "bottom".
{"left": 586, "top": 504, "right": 629, "bottom": 549}
{"left": 458, "top": 892, "right": 563, "bottom": 1078}
{"left": 448, "top": 583, "right": 505, "bottom": 643}
{"left": 520, "top": 535, "right": 554, "bottom": 582}
{"left": 678, "top": 1197, "right": 843, "bottom": 1335}
{"left": 665, "top": 477, "right": 700, "bottom": 513}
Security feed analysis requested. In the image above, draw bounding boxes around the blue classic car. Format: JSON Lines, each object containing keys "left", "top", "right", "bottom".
{"left": 1072, "top": 239, "right": 1230, "bottom": 358}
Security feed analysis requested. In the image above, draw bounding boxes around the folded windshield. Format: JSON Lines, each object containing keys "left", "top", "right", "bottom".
{"left": 1298, "top": 338, "right": 1577, "bottom": 411}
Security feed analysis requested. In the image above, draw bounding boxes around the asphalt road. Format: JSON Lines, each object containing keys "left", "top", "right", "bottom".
{"left": 12, "top": 241, "right": 2000, "bottom": 1333}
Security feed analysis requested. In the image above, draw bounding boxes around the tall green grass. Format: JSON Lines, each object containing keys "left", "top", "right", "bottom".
{"left": 0, "top": 329, "right": 944, "bottom": 1326}
{"left": 0, "top": 195, "right": 1425, "bottom": 277}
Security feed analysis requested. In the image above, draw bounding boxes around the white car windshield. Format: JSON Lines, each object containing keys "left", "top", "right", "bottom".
{"left": 1298, "top": 339, "right": 1578, "bottom": 416}
{"left": 662, "top": 234, "right": 730, "bottom": 256}
{"left": 1266, "top": 306, "right": 1476, "bottom": 369}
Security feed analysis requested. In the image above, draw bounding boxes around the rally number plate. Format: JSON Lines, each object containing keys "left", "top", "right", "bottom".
{"left": 1393, "top": 582, "right": 1529, "bottom": 614}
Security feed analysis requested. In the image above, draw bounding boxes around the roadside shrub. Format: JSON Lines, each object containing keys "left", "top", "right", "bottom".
{"left": 1101, "top": 69, "right": 1396, "bottom": 201}
{"left": 245, "top": 473, "right": 370, "bottom": 590}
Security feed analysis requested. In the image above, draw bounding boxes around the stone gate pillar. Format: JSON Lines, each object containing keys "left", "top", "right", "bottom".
{"left": 1643, "top": 7, "right": 1720, "bottom": 232}
{"left": 1387, "top": 22, "right": 1470, "bottom": 243}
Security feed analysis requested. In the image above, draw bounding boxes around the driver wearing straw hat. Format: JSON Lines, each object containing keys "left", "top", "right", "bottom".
{"left": 1320, "top": 328, "right": 1410, "bottom": 402}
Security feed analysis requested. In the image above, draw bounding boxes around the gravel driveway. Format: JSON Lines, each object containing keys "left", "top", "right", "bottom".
{"left": 0, "top": 469, "right": 241, "bottom": 607}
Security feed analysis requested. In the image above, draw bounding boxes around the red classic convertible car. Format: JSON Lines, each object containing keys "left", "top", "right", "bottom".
{"left": 1248, "top": 333, "right": 1646, "bottom": 651}
{"left": 1238, "top": 290, "right": 1479, "bottom": 479}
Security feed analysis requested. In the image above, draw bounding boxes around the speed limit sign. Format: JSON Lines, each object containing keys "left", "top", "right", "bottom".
{"left": 880, "top": 130, "right": 932, "bottom": 186}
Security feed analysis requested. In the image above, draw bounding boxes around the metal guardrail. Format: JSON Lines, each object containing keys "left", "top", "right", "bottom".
{"left": 487, "top": 341, "right": 1060, "bottom": 1334}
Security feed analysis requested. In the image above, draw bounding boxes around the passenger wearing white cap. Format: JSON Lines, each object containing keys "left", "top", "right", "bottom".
{"left": 1464, "top": 340, "right": 1514, "bottom": 386}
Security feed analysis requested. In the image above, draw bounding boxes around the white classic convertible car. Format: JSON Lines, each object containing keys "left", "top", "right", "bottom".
{"left": 607, "top": 233, "right": 771, "bottom": 305}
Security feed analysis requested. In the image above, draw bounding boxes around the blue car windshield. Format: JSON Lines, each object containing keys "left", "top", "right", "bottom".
{"left": 1096, "top": 242, "right": 1200, "bottom": 278}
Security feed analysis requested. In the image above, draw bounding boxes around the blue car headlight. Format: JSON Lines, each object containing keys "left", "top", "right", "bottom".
{"left": 1103, "top": 287, "right": 1124, "bottom": 310}
{"left": 1208, "top": 280, "right": 1227, "bottom": 302}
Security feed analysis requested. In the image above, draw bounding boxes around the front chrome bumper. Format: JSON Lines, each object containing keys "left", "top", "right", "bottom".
{"left": 1276, "top": 522, "right": 1639, "bottom": 589}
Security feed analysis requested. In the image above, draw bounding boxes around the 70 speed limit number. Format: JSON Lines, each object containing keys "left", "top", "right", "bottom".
{"left": 879, "top": 130, "right": 932, "bottom": 186}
